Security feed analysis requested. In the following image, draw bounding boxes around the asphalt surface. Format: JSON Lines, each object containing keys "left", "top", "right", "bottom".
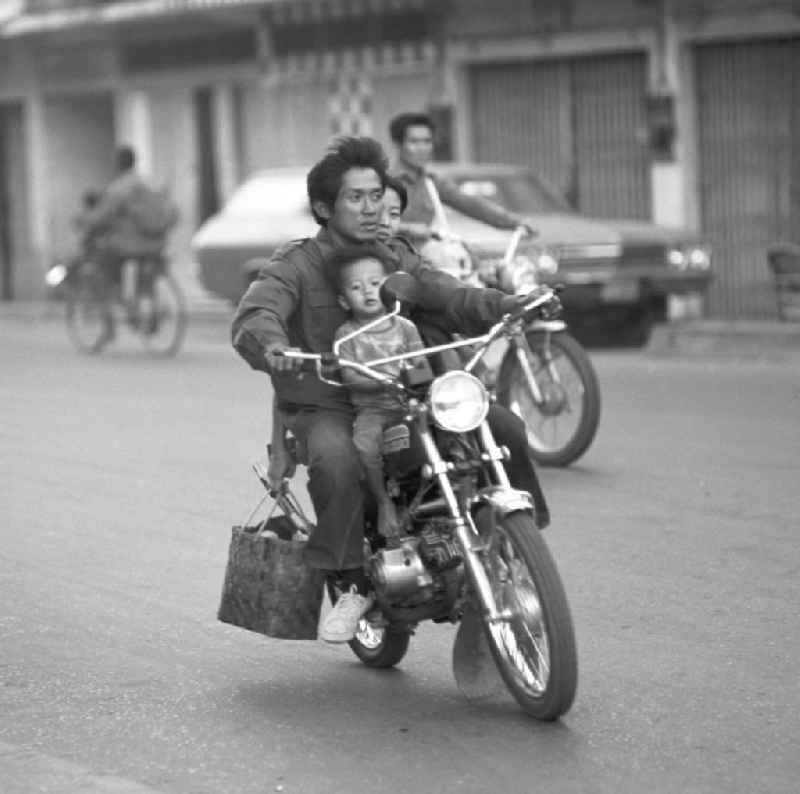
{"left": 2, "top": 310, "right": 799, "bottom": 793}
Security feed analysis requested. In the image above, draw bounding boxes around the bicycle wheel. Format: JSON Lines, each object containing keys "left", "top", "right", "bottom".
{"left": 65, "top": 277, "right": 113, "bottom": 354}
{"left": 138, "top": 273, "right": 187, "bottom": 356}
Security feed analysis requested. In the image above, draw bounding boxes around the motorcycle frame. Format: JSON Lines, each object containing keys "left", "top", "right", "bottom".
{"left": 506, "top": 320, "right": 567, "bottom": 406}
{"left": 409, "top": 407, "right": 534, "bottom": 624}
{"left": 284, "top": 303, "right": 556, "bottom": 624}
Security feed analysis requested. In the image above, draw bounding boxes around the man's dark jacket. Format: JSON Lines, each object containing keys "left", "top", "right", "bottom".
{"left": 231, "top": 228, "right": 510, "bottom": 412}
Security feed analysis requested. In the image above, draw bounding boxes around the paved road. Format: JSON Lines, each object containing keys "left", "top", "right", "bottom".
{"left": 2, "top": 316, "right": 799, "bottom": 794}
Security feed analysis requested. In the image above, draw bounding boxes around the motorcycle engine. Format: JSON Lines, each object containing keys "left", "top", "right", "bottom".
{"left": 368, "top": 538, "right": 432, "bottom": 601}
{"left": 368, "top": 523, "right": 463, "bottom": 602}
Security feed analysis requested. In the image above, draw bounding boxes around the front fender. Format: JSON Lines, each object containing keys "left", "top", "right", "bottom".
{"left": 471, "top": 486, "right": 534, "bottom": 519}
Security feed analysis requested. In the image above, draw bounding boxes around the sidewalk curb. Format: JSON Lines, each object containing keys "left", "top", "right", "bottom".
{"left": 646, "top": 319, "right": 800, "bottom": 361}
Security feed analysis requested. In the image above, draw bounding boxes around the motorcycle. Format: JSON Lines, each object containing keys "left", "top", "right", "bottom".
{"left": 281, "top": 274, "right": 578, "bottom": 721}
{"left": 438, "top": 227, "right": 602, "bottom": 468}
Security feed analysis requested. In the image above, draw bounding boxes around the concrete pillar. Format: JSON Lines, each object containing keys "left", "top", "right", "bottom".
{"left": 649, "top": 1, "right": 687, "bottom": 229}
{"left": 25, "top": 90, "right": 49, "bottom": 279}
{"left": 115, "top": 89, "right": 154, "bottom": 178}
{"left": 212, "top": 82, "right": 240, "bottom": 202}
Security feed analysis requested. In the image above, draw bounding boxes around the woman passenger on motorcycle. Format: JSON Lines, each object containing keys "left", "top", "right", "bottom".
{"left": 376, "top": 175, "right": 408, "bottom": 244}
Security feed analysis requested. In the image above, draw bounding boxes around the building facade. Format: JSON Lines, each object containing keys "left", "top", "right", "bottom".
{"left": 1, "top": 0, "right": 798, "bottom": 319}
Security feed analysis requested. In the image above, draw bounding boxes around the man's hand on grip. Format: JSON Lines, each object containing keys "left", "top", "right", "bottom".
{"left": 265, "top": 345, "right": 304, "bottom": 373}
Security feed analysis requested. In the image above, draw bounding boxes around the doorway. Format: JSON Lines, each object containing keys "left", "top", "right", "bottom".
{"left": 193, "top": 86, "right": 220, "bottom": 224}
{"left": 0, "top": 102, "right": 28, "bottom": 300}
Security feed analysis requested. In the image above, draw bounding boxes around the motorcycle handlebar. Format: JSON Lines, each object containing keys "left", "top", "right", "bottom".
{"left": 279, "top": 349, "right": 397, "bottom": 387}
{"left": 501, "top": 224, "right": 539, "bottom": 266}
{"left": 271, "top": 349, "right": 320, "bottom": 373}
{"left": 502, "top": 226, "right": 528, "bottom": 266}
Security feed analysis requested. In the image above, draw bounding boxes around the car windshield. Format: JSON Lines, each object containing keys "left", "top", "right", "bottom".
{"left": 224, "top": 175, "right": 310, "bottom": 217}
{"left": 451, "top": 171, "right": 573, "bottom": 214}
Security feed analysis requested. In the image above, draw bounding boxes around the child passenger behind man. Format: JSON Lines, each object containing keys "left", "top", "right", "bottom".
{"left": 328, "top": 245, "right": 431, "bottom": 540}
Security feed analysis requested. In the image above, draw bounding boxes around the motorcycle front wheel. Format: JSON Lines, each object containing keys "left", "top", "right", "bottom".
{"left": 473, "top": 507, "right": 577, "bottom": 720}
{"left": 326, "top": 583, "right": 411, "bottom": 668}
{"left": 497, "top": 331, "right": 600, "bottom": 467}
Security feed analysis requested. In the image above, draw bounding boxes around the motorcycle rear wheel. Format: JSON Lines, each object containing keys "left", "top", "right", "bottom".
{"left": 326, "top": 583, "right": 411, "bottom": 668}
{"left": 497, "top": 331, "right": 600, "bottom": 467}
{"left": 473, "top": 507, "right": 577, "bottom": 720}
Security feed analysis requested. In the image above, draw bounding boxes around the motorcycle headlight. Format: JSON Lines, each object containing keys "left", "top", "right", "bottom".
{"left": 428, "top": 371, "right": 489, "bottom": 433}
{"left": 45, "top": 264, "right": 68, "bottom": 286}
{"left": 535, "top": 251, "right": 559, "bottom": 276}
{"left": 500, "top": 252, "right": 559, "bottom": 295}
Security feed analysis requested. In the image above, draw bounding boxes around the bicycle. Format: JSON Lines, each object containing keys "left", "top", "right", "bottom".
{"left": 47, "top": 254, "right": 188, "bottom": 356}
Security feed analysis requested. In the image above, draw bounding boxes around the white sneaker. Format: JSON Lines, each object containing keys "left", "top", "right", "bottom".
{"left": 320, "top": 586, "right": 375, "bottom": 644}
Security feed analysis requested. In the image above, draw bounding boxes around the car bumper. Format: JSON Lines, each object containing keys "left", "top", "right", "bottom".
{"left": 548, "top": 266, "right": 712, "bottom": 307}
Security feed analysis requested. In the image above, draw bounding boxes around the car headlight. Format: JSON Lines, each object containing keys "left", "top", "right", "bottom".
{"left": 428, "top": 371, "right": 489, "bottom": 433}
{"left": 687, "top": 245, "right": 711, "bottom": 270}
{"left": 668, "top": 245, "right": 712, "bottom": 271}
{"left": 667, "top": 247, "right": 687, "bottom": 269}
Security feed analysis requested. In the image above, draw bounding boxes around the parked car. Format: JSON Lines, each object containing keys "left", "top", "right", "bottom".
{"left": 192, "top": 163, "right": 712, "bottom": 343}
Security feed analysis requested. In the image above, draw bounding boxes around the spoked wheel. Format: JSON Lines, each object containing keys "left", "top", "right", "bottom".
{"left": 138, "top": 273, "right": 187, "bottom": 357}
{"left": 326, "top": 583, "right": 411, "bottom": 668}
{"left": 497, "top": 331, "right": 600, "bottom": 467}
{"left": 65, "top": 278, "right": 113, "bottom": 354}
{"left": 473, "top": 507, "right": 577, "bottom": 720}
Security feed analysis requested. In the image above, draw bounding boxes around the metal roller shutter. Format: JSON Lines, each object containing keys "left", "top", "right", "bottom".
{"left": 696, "top": 38, "right": 800, "bottom": 319}
{"left": 469, "top": 52, "right": 650, "bottom": 219}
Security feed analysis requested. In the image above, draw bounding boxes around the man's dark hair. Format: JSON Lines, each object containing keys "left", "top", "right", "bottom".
{"left": 324, "top": 244, "right": 393, "bottom": 292}
{"left": 388, "top": 112, "right": 435, "bottom": 145}
{"left": 116, "top": 145, "right": 136, "bottom": 172}
{"left": 307, "top": 136, "right": 389, "bottom": 226}
{"left": 384, "top": 174, "right": 408, "bottom": 212}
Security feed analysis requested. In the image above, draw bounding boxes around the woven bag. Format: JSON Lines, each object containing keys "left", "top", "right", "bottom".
{"left": 217, "top": 486, "right": 325, "bottom": 640}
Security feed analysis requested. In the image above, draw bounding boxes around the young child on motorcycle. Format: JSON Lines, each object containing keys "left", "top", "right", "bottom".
{"left": 329, "top": 244, "right": 432, "bottom": 540}
{"left": 265, "top": 177, "right": 409, "bottom": 498}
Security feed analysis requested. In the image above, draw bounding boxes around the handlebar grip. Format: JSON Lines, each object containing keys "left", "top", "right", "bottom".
{"left": 271, "top": 349, "right": 320, "bottom": 373}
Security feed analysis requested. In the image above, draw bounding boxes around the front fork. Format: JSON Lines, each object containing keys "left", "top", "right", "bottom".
{"left": 417, "top": 419, "right": 523, "bottom": 623}
{"left": 510, "top": 324, "right": 564, "bottom": 404}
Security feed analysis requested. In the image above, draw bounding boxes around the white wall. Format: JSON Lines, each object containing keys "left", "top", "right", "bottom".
{"left": 43, "top": 92, "right": 115, "bottom": 263}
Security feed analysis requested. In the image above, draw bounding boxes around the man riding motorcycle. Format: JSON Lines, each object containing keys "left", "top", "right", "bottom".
{"left": 231, "top": 136, "right": 549, "bottom": 645}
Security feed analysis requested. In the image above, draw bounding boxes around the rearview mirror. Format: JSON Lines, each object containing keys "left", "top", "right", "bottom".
{"left": 380, "top": 271, "right": 422, "bottom": 308}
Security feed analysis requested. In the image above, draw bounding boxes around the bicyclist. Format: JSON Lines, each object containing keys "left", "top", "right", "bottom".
{"left": 81, "top": 145, "right": 178, "bottom": 342}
